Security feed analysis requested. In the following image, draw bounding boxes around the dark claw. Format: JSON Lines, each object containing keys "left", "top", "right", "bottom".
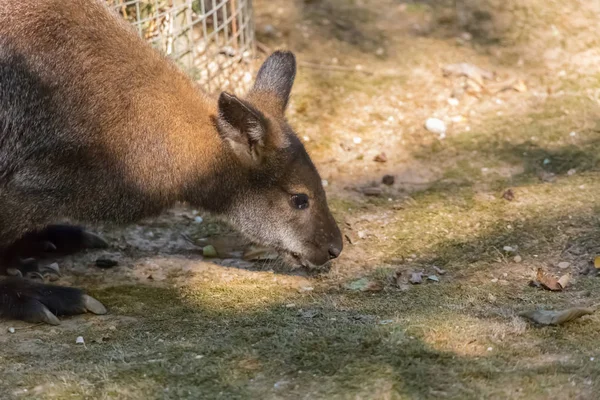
{"left": 83, "top": 295, "right": 107, "bottom": 315}
{"left": 40, "top": 241, "right": 57, "bottom": 252}
{"left": 0, "top": 278, "right": 106, "bottom": 325}
{"left": 24, "top": 271, "right": 44, "bottom": 281}
{"left": 6, "top": 268, "right": 22, "bottom": 277}
{"left": 81, "top": 231, "right": 109, "bottom": 249}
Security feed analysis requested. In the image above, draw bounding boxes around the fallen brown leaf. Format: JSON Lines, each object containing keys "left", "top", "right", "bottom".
{"left": 557, "top": 273, "right": 571, "bottom": 289}
{"left": 536, "top": 268, "right": 562, "bottom": 291}
{"left": 502, "top": 189, "right": 515, "bottom": 201}
{"left": 520, "top": 308, "right": 594, "bottom": 325}
{"left": 373, "top": 152, "right": 388, "bottom": 163}
{"left": 513, "top": 80, "right": 527, "bottom": 92}
{"left": 433, "top": 266, "right": 447, "bottom": 275}
{"left": 345, "top": 278, "right": 383, "bottom": 292}
{"left": 442, "top": 63, "right": 494, "bottom": 86}
{"left": 363, "top": 281, "right": 384, "bottom": 292}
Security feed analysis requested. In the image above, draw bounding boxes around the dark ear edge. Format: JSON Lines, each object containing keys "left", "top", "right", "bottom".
{"left": 216, "top": 92, "right": 269, "bottom": 164}
{"left": 252, "top": 50, "right": 297, "bottom": 111}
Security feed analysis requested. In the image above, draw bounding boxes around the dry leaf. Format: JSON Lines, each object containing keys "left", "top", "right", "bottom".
{"left": 536, "top": 268, "right": 562, "bottom": 291}
{"left": 594, "top": 255, "right": 600, "bottom": 269}
{"left": 373, "top": 152, "right": 388, "bottom": 163}
{"left": 513, "top": 80, "right": 527, "bottom": 92}
{"left": 557, "top": 273, "right": 571, "bottom": 289}
{"left": 391, "top": 269, "right": 403, "bottom": 287}
{"left": 520, "top": 308, "right": 594, "bottom": 325}
{"left": 442, "top": 63, "right": 494, "bottom": 86}
{"left": 502, "top": 189, "right": 514, "bottom": 201}
{"left": 364, "top": 281, "right": 384, "bottom": 292}
{"left": 300, "top": 309, "right": 320, "bottom": 319}
{"left": 433, "top": 266, "right": 447, "bottom": 275}
{"left": 345, "top": 278, "right": 382, "bottom": 292}
{"left": 344, "top": 234, "right": 353, "bottom": 245}
{"left": 243, "top": 245, "right": 279, "bottom": 261}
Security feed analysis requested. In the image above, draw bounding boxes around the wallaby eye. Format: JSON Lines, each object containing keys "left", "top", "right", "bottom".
{"left": 290, "top": 194, "right": 309, "bottom": 210}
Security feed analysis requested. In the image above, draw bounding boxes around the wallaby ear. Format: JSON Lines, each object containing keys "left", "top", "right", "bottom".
{"left": 216, "top": 92, "right": 268, "bottom": 165}
{"left": 252, "top": 50, "right": 296, "bottom": 112}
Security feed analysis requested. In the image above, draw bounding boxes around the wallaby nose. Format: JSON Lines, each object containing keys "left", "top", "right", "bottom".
{"left": 328, "top": 245, "right": 341, "bottom": 259}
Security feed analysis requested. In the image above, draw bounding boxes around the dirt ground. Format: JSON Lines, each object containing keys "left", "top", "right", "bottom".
{"left": 3, "top": 0, "right": 600, "bottom": 398}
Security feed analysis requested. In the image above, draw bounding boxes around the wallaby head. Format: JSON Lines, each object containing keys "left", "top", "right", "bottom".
{"left": 212, "top": 51, "right": 343, "bottom": 267}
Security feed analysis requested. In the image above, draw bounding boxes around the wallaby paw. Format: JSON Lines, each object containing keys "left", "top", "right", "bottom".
{"left": 6, "top": 258, "right": 61, "bottom": 283}
{"left": 0, "top": 278, "right": 106, "bottom": 325}
{"left": 80, "top": 230, "right": 109, "bottom": 249}
{"left": 3, "top": 225, "right": 109, "bottom": 261}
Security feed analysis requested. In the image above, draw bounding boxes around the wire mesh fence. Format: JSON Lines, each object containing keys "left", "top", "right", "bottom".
{"left": 106, "top": 0, "right": 256, "bottom": 94}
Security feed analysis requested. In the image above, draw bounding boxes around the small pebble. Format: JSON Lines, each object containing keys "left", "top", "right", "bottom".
{"left": 7, "top": 327, "right": 15, "bottom": 334}
{"left": 513, "top": 255, "right": 522, "bottom": 263}
{"left": 425, "top": 118, "right": 447, "bottom": 135}
{"left": 202, "top": 245, "right": 218, "bottom": 258}
{"left": 353, "top": 136, "right": 362, "bottom": 144}
{"left": 487, "top": 347, "right": 493, "bottom": 352}
{"left": 491, "top": 278, "right": 499, "bottom": 283}
{"left": 382, "top": 174, "right": 395, "bottom": 185}
{"left": 567, "top": 169, "right": 576, "bottom": 176}
{"left": 543, "top": 158, "right": 551, "bottom": 165}
{"left": 558, "top": 261, "right": 570, "bottom": 269}
{"left": 194, "top": 216, "right": 203, "bottom": 223}
{"left": 285, "top": 303, "right": 296, "bottom": 308}
{"left": 76, "top": 336, "right": 85, "bottom": 345}
{"left": 503, "top": 246, "right": 516, "bottom": 253}
{"left": 447, "top": 98, "right": 459, "bottom": 106}
{"left": 321, "top": 179, "right": 329, "bottom": 187}
{"left": 274, "top": 380, "right": 290, "bottom": 390}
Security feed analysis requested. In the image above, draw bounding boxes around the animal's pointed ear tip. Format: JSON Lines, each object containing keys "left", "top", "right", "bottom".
{"left": 218, "top": 91, "right": 236, "bottom": 106}
{"left": 218, "top": 91, "right": 233, "bottom": 100}
{"left": 270, "top": 50, "right": 296, "bottom": 64}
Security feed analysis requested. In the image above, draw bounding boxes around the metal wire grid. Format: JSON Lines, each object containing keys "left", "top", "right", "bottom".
{"left": 107, "top": 0, "right": 255, "bottom": 94}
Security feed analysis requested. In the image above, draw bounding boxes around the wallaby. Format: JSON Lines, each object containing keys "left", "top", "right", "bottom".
{"left": 0, "top": 0, "right": 342, "bottom": 325}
